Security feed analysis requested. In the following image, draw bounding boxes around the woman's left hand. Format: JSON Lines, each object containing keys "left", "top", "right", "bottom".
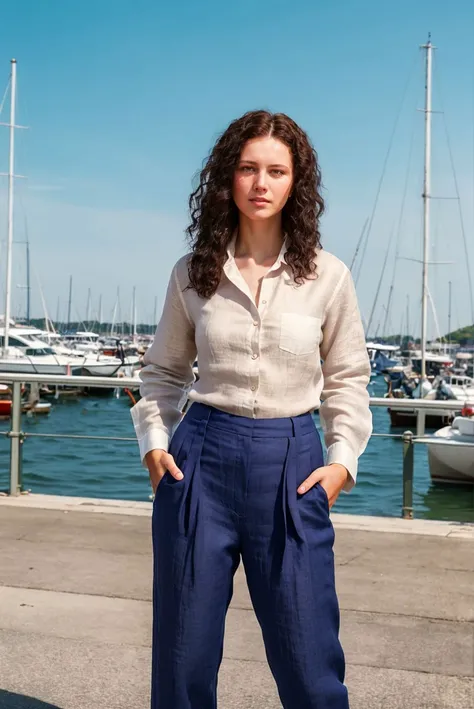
{"left": 297, "top": 463, "right": 349, "bottom": 509}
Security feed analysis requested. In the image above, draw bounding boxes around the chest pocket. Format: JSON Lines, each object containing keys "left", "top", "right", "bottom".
{"left": 279, "top": 313, "right": 321, "bottom": 355}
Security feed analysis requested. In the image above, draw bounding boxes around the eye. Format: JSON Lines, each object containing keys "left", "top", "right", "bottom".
{"left": 239, "top": 165, "right": 255, "bottom": 173}
{"left": 271, "top": 169, "right": 285, "bottom": 176}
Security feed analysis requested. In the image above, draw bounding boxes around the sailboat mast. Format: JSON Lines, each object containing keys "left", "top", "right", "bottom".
{"left": 448, "top": 281, "right": 452, "bottom": 346}
{"left": 85, "top": 287, "right": 91, "bottom": 325}
{"left": 67, "top": 275, "right": 73, "bottom": 329}
{"left": 132, "top": 286, "right": 137, "bottom": 341}
{"left": 3, "top": 59, "right": 17, "bottom": 355}
{"left": 420, "top": 36, "right": 434, "bottom": 382}
{"left": 406, "top": 294, "right": 410, "bottom": 341}
{"left": 98, "top": 294, "right": 103, "bottom": 331}
{"left": 111, "top": 287, "right": 119, "bottom": 337}
{"left": 152, "top": 295, "right": 157, "bottom": 335}
{"left": 26, "top": 237, "right": 31, "bottom": 323}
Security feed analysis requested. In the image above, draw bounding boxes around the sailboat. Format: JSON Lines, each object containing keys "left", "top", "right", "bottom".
{"left": 406, "top": 38, "right": 474, "bottom": 484}
{"left": 385, "top": 37, "right": 474, "bottom": 430}
{"left": 0, "top": 59, "right": 122, "bottom": 378}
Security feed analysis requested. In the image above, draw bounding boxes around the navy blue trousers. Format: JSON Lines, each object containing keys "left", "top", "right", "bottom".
{"left": 152, "top": 403, "right": 348, "bottom": 708}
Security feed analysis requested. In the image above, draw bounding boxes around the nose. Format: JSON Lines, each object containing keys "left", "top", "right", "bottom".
{"left": 253, "top": 170, "right": 268, "bottom": 193}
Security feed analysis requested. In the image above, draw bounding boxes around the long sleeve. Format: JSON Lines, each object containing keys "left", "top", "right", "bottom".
{"left": 318, "top": 267, "right": 372, "bottom": 492}
{"left": 130, "top": 263, "right": 197, "bottom": 463}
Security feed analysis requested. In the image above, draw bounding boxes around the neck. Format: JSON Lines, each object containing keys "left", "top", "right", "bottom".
{"left": 235, "top": 215, "right": 284, "bottom": 264}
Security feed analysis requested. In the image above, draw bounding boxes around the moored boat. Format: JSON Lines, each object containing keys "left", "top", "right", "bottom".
{"left": 421, "top": 408, "right": 474, "bottom": 484}
{"left": 0, "top": 383, "right": 52, "bottom": 418}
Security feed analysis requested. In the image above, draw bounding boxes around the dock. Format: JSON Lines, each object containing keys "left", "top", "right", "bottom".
{"left": 0, "top": 494, "right": 473, "bottom": 709}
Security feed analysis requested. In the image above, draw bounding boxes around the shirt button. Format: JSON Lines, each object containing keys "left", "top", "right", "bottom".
{"left": 251, "top": 385, "right": 256, "bottom": 391}
{"left": 253, "top": 321, "right": 258, "bottom": 326}
{"left": 261, "top": 300, "right": 267, "bottom": 305}
{"left": 251, "top": 353, "right": 258, "bottom": 360}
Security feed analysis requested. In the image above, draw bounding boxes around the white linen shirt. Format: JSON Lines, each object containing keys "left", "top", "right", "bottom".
{"left": 131, "top": 241, "right": 372, "bottom": 492}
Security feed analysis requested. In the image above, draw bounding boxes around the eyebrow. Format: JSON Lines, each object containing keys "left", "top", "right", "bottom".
{"left": 239, "top": 160, "right": 289, "bottom": 169}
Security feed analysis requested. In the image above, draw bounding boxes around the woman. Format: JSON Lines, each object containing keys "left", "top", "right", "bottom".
{"left": 131, "top": 110, "right": 372, "bottom": 709}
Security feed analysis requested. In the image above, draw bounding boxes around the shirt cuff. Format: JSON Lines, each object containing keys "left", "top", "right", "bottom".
{"left": 326, "top": 442, "right": 358, "bottom": 492}
{"left": 136, "top": 428, "right": 170, "bottom": 466}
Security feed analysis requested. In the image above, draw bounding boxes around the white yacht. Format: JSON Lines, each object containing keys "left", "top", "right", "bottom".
{"left": 61, "top": 331, "right": 141, "bottom": 375}
{"left": 0, "top": 327, "right": 73, "bottom": 375}
{"left": 62, "top": 331, "right": 101, "bottom": 353}
{"left": 422, "top": 413, "right": 474, "bottom": 484}
{"left": 0, "top": 326, "right": 123, "bottom": 377}
{"left": 438, "top": 374, "right": 474, "bottom": 401}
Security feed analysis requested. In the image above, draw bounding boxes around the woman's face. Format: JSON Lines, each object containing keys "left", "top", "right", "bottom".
{"left": 232, "top": 136, "right": 294, "bottom": 221}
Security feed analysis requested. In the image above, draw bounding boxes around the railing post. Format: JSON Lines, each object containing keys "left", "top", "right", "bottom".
{"left": 8, "top": 381, "right": 23, "bottom": 496}
{"left": 416, "top": 408, "right": 426, "bottom": 437}
{"left": 402, "top": 430, "right": 414, "bottom": 519}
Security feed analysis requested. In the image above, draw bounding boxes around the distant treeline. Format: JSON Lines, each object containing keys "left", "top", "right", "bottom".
{"left": 375, "top": 325, "right": 474, "bottom": 347}
{"left": 20, "top": 319, "right": 474, "bottom": 345}
{"left": 440, "top": 325, "right": 474, "bottom": 346}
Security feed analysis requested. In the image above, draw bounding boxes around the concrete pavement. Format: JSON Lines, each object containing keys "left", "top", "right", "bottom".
{"left": 0, "top": 494, "right": 473, "bottom": 709}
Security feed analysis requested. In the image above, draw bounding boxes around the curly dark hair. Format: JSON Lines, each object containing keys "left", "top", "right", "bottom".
{"left": 186, "top": 110, "right": 324, "bottom": 298}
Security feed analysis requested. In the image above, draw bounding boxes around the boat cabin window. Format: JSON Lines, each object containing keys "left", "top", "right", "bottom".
{"left": 25, "top": 347, "right": 54, "bottom": 356}
{"left": 0, "top": 336, "right": 28, "bottom": 348}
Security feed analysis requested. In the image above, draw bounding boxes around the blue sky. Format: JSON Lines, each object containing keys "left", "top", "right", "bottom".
{"left": 0, "top": 0, "right": 473, "bottom": 338}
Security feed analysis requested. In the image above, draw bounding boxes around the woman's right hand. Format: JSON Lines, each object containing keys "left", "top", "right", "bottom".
{"left": 145, "top": 449, "right": 183, "bottom": 494}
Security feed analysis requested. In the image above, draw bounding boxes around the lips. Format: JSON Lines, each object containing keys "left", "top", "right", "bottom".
{"left": 250, "top": 198, "right": 270, "bottom": 204}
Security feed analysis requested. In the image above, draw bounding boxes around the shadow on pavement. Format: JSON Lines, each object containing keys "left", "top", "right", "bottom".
{"left": 0, "top": 691, "right": 62, "bottom": 708}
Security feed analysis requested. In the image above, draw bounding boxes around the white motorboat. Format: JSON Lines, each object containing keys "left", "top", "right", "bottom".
{"left": 422, "top": 412, "right": 474, "bottom": 484}
{"left": 0, "top": 328, "right": 72, "bottom": 375}
{"left": 80, "top": 355, "right": 123, "bottom": 377}
{"left": 0, "top": 326, "right": 123, "bottom": 377}
{"left": 62, "top": 331, "right": 101, "bottom": 353}
{"left": 438, "top": 374, "right": 474, "bottom": 401}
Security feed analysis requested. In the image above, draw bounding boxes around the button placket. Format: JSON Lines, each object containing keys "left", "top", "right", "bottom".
{"left": 249, "top": 307, "right": 261, "bottom": 399}
{"left": 258, "top": 278, "right": 270, "bottom": 314}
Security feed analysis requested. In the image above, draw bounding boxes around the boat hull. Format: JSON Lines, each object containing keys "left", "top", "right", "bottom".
{"left": 0, "top": 361, "right": 69, "bottom": 375}
{"left": 389, "top": 408, "right": 453, "bottom": 429}
{"left": 80, "top": 363, "right": 122, "bottom": 377}
{"left": 0, "top": 399, "right": 12, "bottom": 416}
{"left": 0, "top": 399, "right": 51, "bottom": 417}
{"left": 427, "top": 443, "right": 474, "bottom": 484}
{"left": 425, "top": 420, "right": 474, "bottom": 484}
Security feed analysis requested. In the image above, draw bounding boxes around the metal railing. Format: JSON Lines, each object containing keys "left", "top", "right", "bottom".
{"left": 1, "top": 373, "right": 137, "bottom": 498}
{"left": 1, "top": 373, "right": 473, "bottom": 518}
{"left": 364, "top": 397, "right": 472, "bottom": 519}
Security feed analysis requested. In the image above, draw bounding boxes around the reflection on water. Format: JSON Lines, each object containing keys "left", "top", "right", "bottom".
{"left": 418, "top": 482, "right": 474, "bottom": 523}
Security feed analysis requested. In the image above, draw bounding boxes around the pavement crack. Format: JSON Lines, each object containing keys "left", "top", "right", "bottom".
{"left": 337, "top": 551, "right": 367, "bottom": 566}
{"left": 0, "top": 582, "right": 151, "bottom": 603}
{"left": 0, "top": 626, "right": 151, "bottom": 649}
{"left": 345, "top": 659, "right": 474, "bottom": 679}
{"left": 339, "top": 607, "right": 474, "bottom": 624}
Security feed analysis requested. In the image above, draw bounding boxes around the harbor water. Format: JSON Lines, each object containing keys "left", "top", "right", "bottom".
{"left": 1, "top": 376, "right": 473, "bottom": 522}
